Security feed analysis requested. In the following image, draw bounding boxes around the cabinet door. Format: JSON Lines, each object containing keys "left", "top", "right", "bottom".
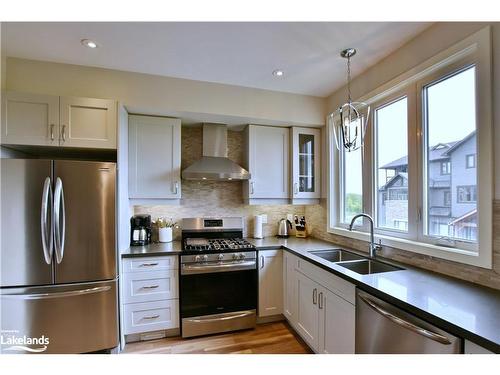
{"left": 128, "top": 115, "right": 181, "bottom": 199}
{"left": 283, "top": 251, "right": 299, "bottom": 325}
{"left": 318, "top": 288, "right": 355, "bottom": 354}
{"left": 247, "top": 125, "right": 289, "bottom": 199}
{"left": 258, "top": 250, "right": 283, "bottom": 317}
{"left": 59, "top": 96, "right": 116, "bottom": 149}
{"left": 291, "top": 127, "right": 321, "bottom": 199}
{"left": 2, "top": 92, "right": 59, "bottom": 146}
{"left": 295, "top": 272, "right": 320, "bottom": 351}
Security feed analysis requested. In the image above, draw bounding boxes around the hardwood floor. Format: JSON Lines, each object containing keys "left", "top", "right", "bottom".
{"left": 123, "top": 321, "right": 312, "bottom": 354}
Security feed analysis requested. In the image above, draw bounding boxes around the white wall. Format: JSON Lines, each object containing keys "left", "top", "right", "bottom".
{"left": 325, "top": 22, "right": 499, "bottom": 198}
{"left": 5, "top": 57, "right": 326, "bottom": 127}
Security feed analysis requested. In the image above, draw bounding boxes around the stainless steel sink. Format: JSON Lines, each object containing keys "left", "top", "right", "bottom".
{"left": 337, "top": 259, "right": 403, "bottom": 275}
{"left": 309, "top": 249, "right": 365, "bottom": 263}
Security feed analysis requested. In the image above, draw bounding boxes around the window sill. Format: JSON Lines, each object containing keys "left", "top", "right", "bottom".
{"left": 327, "top": 226, "right": 492, "bottom": 269}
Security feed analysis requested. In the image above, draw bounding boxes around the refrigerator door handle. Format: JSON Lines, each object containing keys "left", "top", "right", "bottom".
{"left": 2, "top": 285, "right": 111, "bottom": 300}
{"left": 54, "top": 177, "right": 66, "bottom": 264}
{"left": 41, "top": 177, "right": 53, "bottom": 264}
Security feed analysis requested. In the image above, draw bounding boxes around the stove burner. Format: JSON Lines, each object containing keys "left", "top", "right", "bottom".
{"left": 184, "top": 238, "right": 255, "bottom": 252}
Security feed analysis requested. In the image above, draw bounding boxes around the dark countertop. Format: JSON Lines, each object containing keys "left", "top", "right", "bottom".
{"left": 121, "top": 241, "right": 182, "bottom": 258}
{"left": 120, "top": 236, "right": 500, "bottom": 352}
{"left": 248, "top": 236, "right": 500, "bottom": 353}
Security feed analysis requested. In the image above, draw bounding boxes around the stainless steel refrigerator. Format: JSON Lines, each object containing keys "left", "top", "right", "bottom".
{"left": 0, "top": 159, "right": 118, "bottom": 354}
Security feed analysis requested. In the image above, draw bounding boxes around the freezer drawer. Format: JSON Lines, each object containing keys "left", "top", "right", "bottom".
{"left": 0, "top": 280, "right": 118, "bottom": 354}
{"left": 356, "top": 290, "right": 462, "bottom": 354}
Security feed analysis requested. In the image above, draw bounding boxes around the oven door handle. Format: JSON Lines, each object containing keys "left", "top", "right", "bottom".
{"left": 184, "top": 310, "right": 255, "bottom": 323}
{"left": 181, "top": 260, "right": 256, "bottom": 274}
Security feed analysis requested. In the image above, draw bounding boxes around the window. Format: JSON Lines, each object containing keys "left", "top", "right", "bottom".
{"left": 374, "top": 97, "right": 408, "bottom": 232}
{"left": 423, "top": 66, "right": 477, "bottom": 242}
{"left": 457, "top": 185, "right": 477, "bottom": 203}
{"left": 466, "top": 154, "right": 476, "bottom": 168}
{"left": 440, "top": 161, "right": 451, "bottom": 175}
{"left": 328, "top": 27, "right": 492, "bottom": 268}
{"left": 444, "top": 191, "right": 451, "bottom": 206}
{"left": 340, "top": 146, "right": 363, "bottom": 223}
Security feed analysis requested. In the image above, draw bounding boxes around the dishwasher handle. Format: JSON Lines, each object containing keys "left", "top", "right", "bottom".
{"left": 358, "top": 293, "right": 452, "bottom": 345}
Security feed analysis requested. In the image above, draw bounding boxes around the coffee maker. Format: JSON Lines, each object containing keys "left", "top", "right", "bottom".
{"left": 130, "top": 214, "right": 152, "bottom": 246}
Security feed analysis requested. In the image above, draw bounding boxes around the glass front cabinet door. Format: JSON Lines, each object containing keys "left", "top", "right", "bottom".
{"left": 291, "top": 127, "right": 321, "bottom": 201}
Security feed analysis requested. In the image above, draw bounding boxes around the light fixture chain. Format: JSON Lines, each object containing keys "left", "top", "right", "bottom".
{"left": 347, "top": 55, "right": 352, "bottom": 103}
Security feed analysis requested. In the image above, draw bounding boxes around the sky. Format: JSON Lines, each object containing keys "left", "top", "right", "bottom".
{"left": 344, "top": 66, "right": 476, "bottom": 196}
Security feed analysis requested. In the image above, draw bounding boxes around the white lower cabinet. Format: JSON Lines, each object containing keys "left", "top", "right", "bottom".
{"left": 283, "top": 251, "right": 299, "bottom": 326}
{"left": 295, "top": 271, "right": 321, "bottom": 349}
{"left": 123, "top": 299, "right": 179, "bottom": 335}
{"left": 318, "top": 288, "right": 355, "bottom": 354}
{"left": 283, "top": 251, "right": 356, "bottom": 354}
{"left": 258, "top": 249, "right": 283, "bottom": 317}
{"left": 121, "top": 255, "right": 179, "bottom": 336}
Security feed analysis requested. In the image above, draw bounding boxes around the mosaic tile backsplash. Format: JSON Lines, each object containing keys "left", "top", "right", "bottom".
{"left": 133, "top": 126, "right": 305, "bottom": 239}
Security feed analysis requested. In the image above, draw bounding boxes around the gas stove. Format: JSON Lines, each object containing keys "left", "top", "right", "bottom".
{"left": 184, "top": 238, "right": 255, "bottom": 252}
{"left": 181, "top": 217, "right": 256, "bottom": 254}
{"left": 179, "top": 217, "right": 258, "bottom": 338}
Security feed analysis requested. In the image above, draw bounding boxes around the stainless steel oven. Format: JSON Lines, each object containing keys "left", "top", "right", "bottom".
{"left": 179, "top": 217, "right": 258, "bottom": 338}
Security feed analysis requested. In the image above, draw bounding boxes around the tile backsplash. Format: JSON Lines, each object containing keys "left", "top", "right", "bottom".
{"left": 133, "top": 125, "right": 305, "bottom": 239}
{"left": 305, "top": 199, "right": 500, "bottom": 290}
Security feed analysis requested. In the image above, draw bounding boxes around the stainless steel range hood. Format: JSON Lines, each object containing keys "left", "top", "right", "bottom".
{"left": 182, "top": 124, "right": 250, "bottom": 181}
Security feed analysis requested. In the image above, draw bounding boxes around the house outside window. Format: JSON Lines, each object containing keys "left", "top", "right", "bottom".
{"left": 328, "top": 27, "right": 492, "bottom": 268}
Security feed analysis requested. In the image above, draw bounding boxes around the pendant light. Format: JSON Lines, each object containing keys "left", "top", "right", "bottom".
{"left": 331, "top": 48, "right": 370, "bottom": 152}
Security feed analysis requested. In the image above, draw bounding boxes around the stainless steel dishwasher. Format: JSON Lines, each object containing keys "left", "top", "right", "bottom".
{"left": 356, "top": 290, "right": 462, "bottom": 353}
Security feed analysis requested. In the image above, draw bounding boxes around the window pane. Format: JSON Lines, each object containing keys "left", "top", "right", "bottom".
{"left": 375, "top": 97, "right": 408, "bottom": 231}
{"left": 424, "top": 66, "right": 477, "bottom": 242}
{"left": 341, "top": 147, "right": 363, "bottom": 223}
{"left": 298, "top": 134, "right": 315, "bottom": 192}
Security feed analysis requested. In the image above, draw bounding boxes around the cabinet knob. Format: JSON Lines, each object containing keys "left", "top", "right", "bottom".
{"left": 61, "top": 124, "right": 66, "bottom": 142}
{"left": 250, "top": 181, "right": 255, "bottom": 195}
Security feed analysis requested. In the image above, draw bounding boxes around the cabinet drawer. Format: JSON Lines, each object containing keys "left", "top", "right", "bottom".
{"left": 123, "top": 299, "right": 179, "bottom": 335}
{"left": 123, "top": 256, "right": 178, "bottom": 273}
{"left": 122, "top": 270, "right": 178, "bottom": 303}
{"left": 298, "top": 258, "right": 355, "bottom": 305}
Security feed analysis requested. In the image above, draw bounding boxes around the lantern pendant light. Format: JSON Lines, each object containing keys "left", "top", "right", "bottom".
{"left": 331, "top": 48, "right": 370, "bottom": 152}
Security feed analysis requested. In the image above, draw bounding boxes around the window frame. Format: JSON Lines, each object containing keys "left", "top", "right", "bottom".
{"left": 440, "top": 161, "right": 451, "bottom": 175}
{"left": 327, "top": 26, "right": 492, "bottom": 269}
{"left": 370, "top": 89, "right": 416, "bottom": 240}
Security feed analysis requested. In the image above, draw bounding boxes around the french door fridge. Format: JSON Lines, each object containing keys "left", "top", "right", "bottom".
{"left": 0, "top": 159, "right": 118, "bottom": 354}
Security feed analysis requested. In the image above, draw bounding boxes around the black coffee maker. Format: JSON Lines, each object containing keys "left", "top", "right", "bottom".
{"left": 130, "top": 214, "right": 152, "bottom": 246}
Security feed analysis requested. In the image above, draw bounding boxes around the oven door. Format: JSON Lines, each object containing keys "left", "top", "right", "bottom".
{"left": 180, "top": 263, "right": 257, "bottom": 337}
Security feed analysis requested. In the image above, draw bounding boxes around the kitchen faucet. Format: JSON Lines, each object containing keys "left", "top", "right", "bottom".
{"left": 349, "top": 213, "right": 382, "bottom": 258}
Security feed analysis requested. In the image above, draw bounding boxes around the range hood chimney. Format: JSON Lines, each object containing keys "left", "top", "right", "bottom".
{"left": 181, "top": 124, "right": 250, "bottom": 181}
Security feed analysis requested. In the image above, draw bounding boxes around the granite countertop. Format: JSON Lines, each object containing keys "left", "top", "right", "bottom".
{"left": 121, "top": 241, "right": 182, "bottom": 258}
{"left": 120, "top": 236, "right": 500, "bottom": 352}
{"left": 248, "top": 236, "right": 500, "bottom": 353}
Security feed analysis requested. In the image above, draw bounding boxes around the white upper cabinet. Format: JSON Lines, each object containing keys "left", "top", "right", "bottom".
{"left": 291, "top": 127, "right": 321, "bottom": 201}
{"left": 128, "top": 115, "right": 181, "bottom": 200}
{"left": 245, "top": 125, "right": 289, "bottom": 203}
{"left": 258, "top": 249, "right": 284, "bottom": 317}
{"left": 59, "top": 96, "right": 116, "bottom": 149}
{"left": 2, "top": 91, "right": 117, "bottom": 149}
{"left": 2, "top": 92, "right": 60, "bottom": 146}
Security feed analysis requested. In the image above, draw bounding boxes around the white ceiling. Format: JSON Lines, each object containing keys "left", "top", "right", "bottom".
{"left": 3, "top": 22, "right": 431, "bottom": 97}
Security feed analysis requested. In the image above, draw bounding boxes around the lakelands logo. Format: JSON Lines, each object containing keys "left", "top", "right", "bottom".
{"left": 1, "top": 330, "right": 49, "bottom": 353}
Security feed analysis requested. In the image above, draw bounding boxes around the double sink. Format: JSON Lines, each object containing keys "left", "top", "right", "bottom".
{"left": 309, "top": 249, "right": 403, "bottom": 275}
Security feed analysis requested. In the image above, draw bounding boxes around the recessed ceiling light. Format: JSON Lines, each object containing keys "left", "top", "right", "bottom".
{"left": 272, "top": 69, "right": 284, "bottom": 77}
{"left": 81, "top": 39, "right": 98, "bottom": 49}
